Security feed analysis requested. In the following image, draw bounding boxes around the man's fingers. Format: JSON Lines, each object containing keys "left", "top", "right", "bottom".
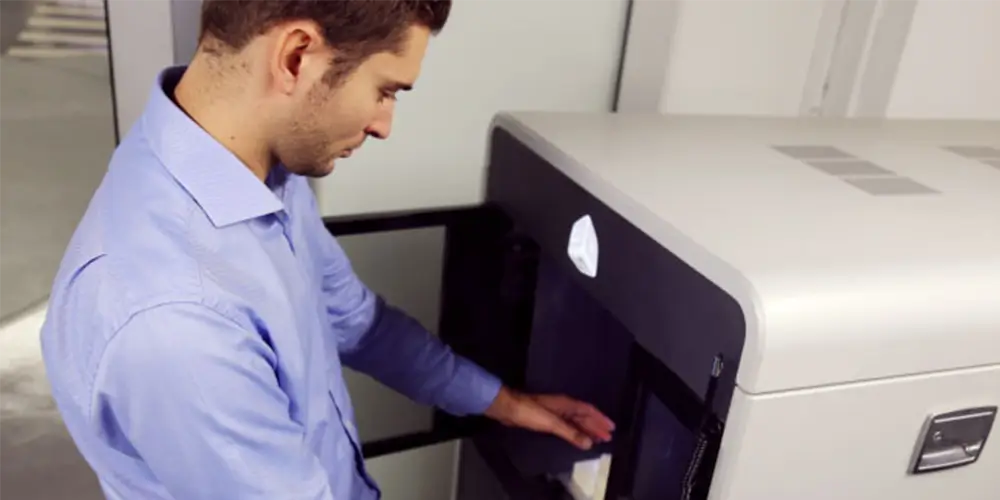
{"left": 581, "top": 407, "right": 616, "bottom": 441}
{"left": 527, "top": 403, "right": 593, "bottom": 450}
{"left": 493, "top": 390, "right": 613, "bottom": 450}
{"left": 569, "top": 401, "right": 616, "bottom": 433}
{"left": 540, "top": 395, "right": 616, "bottom": 442}
{"left": 572, "top": 413, "right": 614, "bottom": 442}
{"left": 547, "top": 416, "right": 593, "bottom": 450}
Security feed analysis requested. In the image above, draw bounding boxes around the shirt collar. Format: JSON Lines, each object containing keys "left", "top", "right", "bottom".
{"left": 140, "top": 66, "right": 284, "bottom": 228}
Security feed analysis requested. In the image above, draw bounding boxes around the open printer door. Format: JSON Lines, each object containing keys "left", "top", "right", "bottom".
{"left": 324, "top": 126, "right": 746, "bottom": 500}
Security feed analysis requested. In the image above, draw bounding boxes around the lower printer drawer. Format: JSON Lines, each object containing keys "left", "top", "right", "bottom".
{"left": 452, "top": 338, "right": 724, "bottom": 500}
{"left": 455, "top": 435, "right": 577, "bottom": 500}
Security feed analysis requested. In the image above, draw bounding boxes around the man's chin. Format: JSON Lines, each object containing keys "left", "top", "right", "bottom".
{"left": 301, "top": 161, "right": 337, "bottom": 178}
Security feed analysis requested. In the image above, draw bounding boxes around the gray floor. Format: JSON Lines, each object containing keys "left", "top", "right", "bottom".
{"left": 0, "top": 336, "right": 104, "bottom": 499}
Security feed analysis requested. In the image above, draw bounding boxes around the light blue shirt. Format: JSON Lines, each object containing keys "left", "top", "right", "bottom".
{"left": 40, "top": 66, "right": 502, "bottom": 500}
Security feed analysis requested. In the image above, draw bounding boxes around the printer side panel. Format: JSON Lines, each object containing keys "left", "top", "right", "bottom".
{"left": 710, "top": 365, "right": 1000, "bottom": 500}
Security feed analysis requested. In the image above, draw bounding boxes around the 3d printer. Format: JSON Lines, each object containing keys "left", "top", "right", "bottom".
{"left": 327, "top": 112, "right": 1000, "bottom": 500}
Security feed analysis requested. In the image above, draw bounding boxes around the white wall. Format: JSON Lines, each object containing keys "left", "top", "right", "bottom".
{"left": 657, "top": 0, "right": 828, "bottom": 116}
{"left": 316, "top": 0, "right": 628, "bottom": 216}
{"left": 884, "top": 0, "right": 1000, "bottom": 119}
{"left": 106, "top": 0, "right": 175, "bottom": 134}
{"left": 619, "top": 0, "right": 1000, "bottom": 120}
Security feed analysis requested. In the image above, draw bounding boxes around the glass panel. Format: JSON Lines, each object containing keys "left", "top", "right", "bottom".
{"left": 0, "top": 0, "right": 116, "bottom": 321}
{"left": 631, "top": 393, "right": 699, "bottom": 500}
{"left": 337, "top": 227, "right": 446, "bottom": 443}
{"left": 0, "top": 2, "right": 116, "bottom": 499}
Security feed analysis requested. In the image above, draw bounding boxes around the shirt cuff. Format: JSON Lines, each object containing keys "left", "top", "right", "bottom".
{"left": 437, "top": 357, "right": 503, "bottom": 416}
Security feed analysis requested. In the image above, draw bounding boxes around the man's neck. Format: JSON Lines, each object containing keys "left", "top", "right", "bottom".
{"left": 172, "top": 60, "right": 272, "bottom": 182}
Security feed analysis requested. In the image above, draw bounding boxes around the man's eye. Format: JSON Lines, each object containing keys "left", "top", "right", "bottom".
{"left": 379, "top": 92, "right": 397, "bottom": 103}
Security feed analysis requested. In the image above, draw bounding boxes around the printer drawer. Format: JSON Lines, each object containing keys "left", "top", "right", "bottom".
{"left": 456, "top": 435, "right": 578, "bottom": 500}
{"left": 452, "top": 339, "right": 724, "bottom": 500}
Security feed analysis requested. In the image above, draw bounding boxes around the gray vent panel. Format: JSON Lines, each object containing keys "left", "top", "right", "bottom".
{"left": 944, "top": 146, "right": 1000, "bottom": 159}
{"left": 773, "top": 145, "right": 855, "bottom": 160}
{"left": 806, "top": 160, "right": 894, "bottom": 176}
{"left": 774, "top": 145, "right": 941, "bottom": 195}
{"left": 845, "top": 177, "right": 939, "bottom": 196}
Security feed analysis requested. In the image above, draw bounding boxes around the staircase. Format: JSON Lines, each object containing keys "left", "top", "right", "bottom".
{"left": 5, "top": 0, "right": 108, "bottom": 59}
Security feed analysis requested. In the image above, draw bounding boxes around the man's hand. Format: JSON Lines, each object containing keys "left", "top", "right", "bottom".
{"left": 484, "top": 386, "right": 615, "bottom": 450}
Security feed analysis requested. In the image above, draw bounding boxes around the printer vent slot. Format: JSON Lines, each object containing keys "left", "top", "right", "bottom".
{"left": 772, "top": 145, "right": 855, "bottom": 160}
{"left": 804, "top": 159, "right": 893, "bottom": 176}
{"left": 943, "top": 145, "right": 1000, "bottom": 159}
{"left": 942, "top": 145, "right": 1000, "bottom": 171}
{"left": 773, "top": 145, "right": 941, "bottom": 196}
{"left": 844, "top": 177, "right": 940, "bottom": 196}
{"left": 983, "top": 159, "right": 1000, "bottom": 170}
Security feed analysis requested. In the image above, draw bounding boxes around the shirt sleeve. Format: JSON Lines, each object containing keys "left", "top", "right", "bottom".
{"left": 94, "top": 302, "right": 334, "bottom": 500}
{"left": 303, "top": 193, "right": 501, "bottom": 417}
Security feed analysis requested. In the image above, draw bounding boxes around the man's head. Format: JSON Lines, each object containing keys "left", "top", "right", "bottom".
{"left": 193, "top": 0, "right": 451, "bottom": 177}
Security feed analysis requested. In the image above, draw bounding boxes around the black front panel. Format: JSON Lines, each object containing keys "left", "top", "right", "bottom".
{"left": 467, "top": 250, "right": 725, "bottom": 500}
{"left": 485, "top": 128, "right": 747, "bottom": 421}
{"left": 604, "top": 344, "right": 725, "bottom": 500}
{"left": 498, "top": 255, "right": 633, "bottom": 477}
{"left": 631, "top": 394, "right": 699, "bottom": 498}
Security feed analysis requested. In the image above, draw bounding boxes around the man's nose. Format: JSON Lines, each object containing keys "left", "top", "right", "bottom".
{"left": 365, "top": 101, "right": 395, "bottom": 140}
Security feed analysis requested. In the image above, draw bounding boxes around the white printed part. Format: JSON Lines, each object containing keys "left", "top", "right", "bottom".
{"left": 567, "top": 214, "right": 599, "bottom": 278}
{"left": 563, "top": 453, "right": 613, "bottom": 500}
{"left": 570, "top": 457, "right": 601, "bottom": 497}
{"left": 593, "top": 454, "right": 612, "bottom": 500}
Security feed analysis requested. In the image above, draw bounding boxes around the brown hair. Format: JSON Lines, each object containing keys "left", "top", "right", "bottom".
{"left": 199, "top": 0, "right": 452, "bottom": 84}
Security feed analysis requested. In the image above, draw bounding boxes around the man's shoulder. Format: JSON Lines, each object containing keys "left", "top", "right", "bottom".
{"left": 40, "top": 241, "right": 207, "bottom": 380}
{"left": 41, "top": 135, "right": 216, "bottom": 393}
{"left": 55, "top": 133, "right": 208, "bottom": 319}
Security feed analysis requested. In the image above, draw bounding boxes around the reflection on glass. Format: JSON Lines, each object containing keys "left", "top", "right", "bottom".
{"left": 0, "top": 0, "right": 116, "bottom": 321}
{"left": 631, "top": 393, "right": 699, "bottom": 500}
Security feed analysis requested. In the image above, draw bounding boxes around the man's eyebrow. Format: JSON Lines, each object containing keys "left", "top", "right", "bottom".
{"left": 386, "top": 82, "right": 413, "bottom": 92}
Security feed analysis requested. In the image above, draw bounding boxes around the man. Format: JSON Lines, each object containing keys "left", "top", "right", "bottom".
{"left": 40, "top": 1, "right": 614, "bottom": 499}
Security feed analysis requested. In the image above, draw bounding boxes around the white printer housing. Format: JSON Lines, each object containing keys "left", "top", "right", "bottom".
{"left": 481, "top": 112, "right": 1000, "bottom": 500}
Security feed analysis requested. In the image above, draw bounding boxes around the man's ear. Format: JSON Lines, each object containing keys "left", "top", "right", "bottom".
{"left": 270, "top": 21, "right": 328, "bottom": 95}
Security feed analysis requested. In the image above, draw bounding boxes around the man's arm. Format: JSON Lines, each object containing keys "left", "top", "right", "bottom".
{"left": 95, "top": 302, "right": 334, "bottom": 500}
{"left": 303, "top": 187, "right": 613, "bottom": 447}
{"left": 320, "top": 242, "right": 502, "bottom": 416}
{"left": 320, "top": 242, "right": 614, "bottom": 449}
{"left": 300, "top": 183, "right": 499, "bottom": 416}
